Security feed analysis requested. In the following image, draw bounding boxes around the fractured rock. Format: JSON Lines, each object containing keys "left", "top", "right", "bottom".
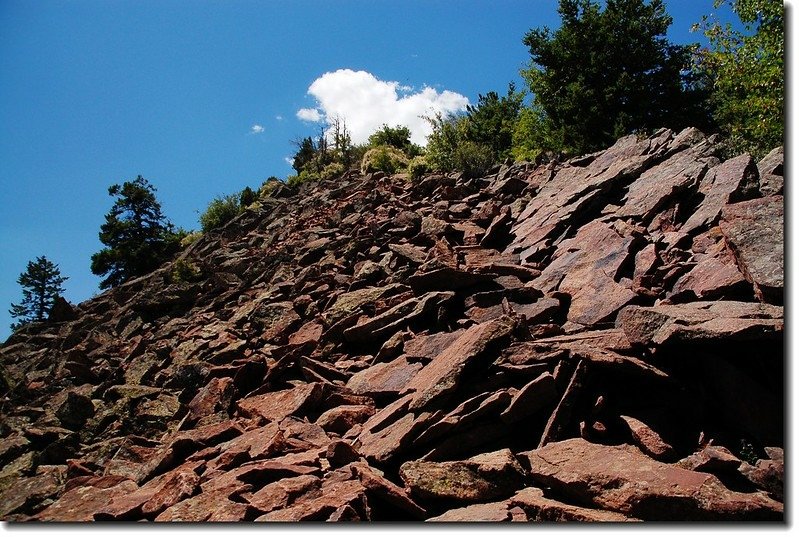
{"left": 616, "top": 301, "right": 783, "bottom": 347}
{"left": 521, "top": 438, "right": 782, "bottom": 521}
{"left": 720, "top": 195, "right": 784, "bottom": 302}
{"left": 400, "top": 449, "right": 526, "bottom": 503}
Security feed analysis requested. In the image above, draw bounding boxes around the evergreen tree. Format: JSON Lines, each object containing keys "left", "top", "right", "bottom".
{"left": 521, "top": 0, "right": 712, "bottom": 155}
{"left": 291, "top": 137, "right": 317, "bottom": 174}
{"left": 463, "top": 83, "right": 524, "bottom": 162}
{"left": 9, "top": 256, "right": 68, "bottom": 330}
{"left": 91, "top": 176, "right": 181, "bottom": 289}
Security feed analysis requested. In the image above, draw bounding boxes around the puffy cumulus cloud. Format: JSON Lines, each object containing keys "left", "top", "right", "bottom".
{"left": 250, "top": 124, "right": 265, "bottom": 134}
{"left": 297, "top": 69, "right": 469, "bottom": 145}
{"left": 296, "top": 108, "right": 323, "bottom": 122}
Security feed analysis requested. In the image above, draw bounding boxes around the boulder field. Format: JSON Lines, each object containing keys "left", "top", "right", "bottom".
{"left": 0, "top": 128, "right": 784, "bottom": 522}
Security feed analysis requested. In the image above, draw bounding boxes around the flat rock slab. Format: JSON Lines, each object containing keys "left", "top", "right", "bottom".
{"left": 616, "top": 145, "right": 713, "bottom": 222}
{"left": 256, "top": 479, "right": 368, "bottom": 521}
{"left": 95, "top": 461, "right": 203, "bottom": 520}
{"left": 616, "top": 301, "right": 783, "bottom": 346}
{"left": 509, "top": 130, "right": 672, "bottom": 260}
{"left": 346, "top": 356, "right": 424, "bottom": 397}
{"left": 245, "top": 475, "right": 321, "bottom": 514}
{"left": 315, "top": 404, "right": 375, "bottom": 434}
{"left": 521, "top": 438, "right": 782, "bottom": 521}
{"left": 427, "top": 501, "right": 512, "bottom": 522}
{"left": 532, "top": 220, "right": 638, "bottom": 326}
{"left": 237, "top": 382, "right": 324, "bottom": 422}
{"left": 720, "top": 195, "right": 784, "bottom": 301}
{"left": 510, "top": 487, "right": 638, "bottom": 522}
{"left": 322, "top": 284, "right": 408, "bottom": 325}
{"left": 404, "top": 316, "right": 516, "bottom": 410}
{"left": 154, "top": 483, "right": 252, "bottom": 522}
{"left": 500, "top": 372, "right": 558, "bottom": 424}
{"left": 343, "top": 292, "right": 454, "bottom": 343}
{"left": 400, "top": 448, "right": 526, "bottom": 503}
{"left": 670, "top": 245, "right": 747, "bottom": 300}
{"left": 33, "top": 478, "right": 138, "bottom": 521}
{"left": 682, "top": 153, "right": 759, "bottom": 234}
{"left": 403, "top": 330, "right": 465, "bottom": 360}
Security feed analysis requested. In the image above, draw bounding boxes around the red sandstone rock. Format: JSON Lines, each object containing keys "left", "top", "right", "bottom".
{"left": 428, "top": 501, "right": 512, "bottom": 522}
{"left": 237, "top": 382, "right": 324, "bottom": 422}
{"left": 500, "top": 372, "right": 557, "bottom": 424}
{"left": 620, "top": 415, "right": 676, "bottom": 461}
{"left": 345, "top": 356, "right": 423, "bottom": 397}
{"left": 315, "top": 404, "right": 375, "bottom": 434}
{"left": 616, "top": 301, "right": 783, "bottom": 346}
{"left": 720, "top": 195, "right": 784, "bottom": 301}
{"left": 33, "top": 479, "right": 138, "bottom": 521}
{"left": 509, "top": 487, "right": 638, "bottom": 522}
{"left": 404, "top": 316, "right": 516, "bottom": 410}
{"left": 246, "top": 475, "right": 321, "bottom": 514}
{"left": 399, "top": 449, "right": 526, "bottom": 503}
{"left": 521, "top": 438, "right": 782, "bottom": 520}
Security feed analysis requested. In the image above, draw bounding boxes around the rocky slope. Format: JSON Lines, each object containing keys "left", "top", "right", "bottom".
{"left": 0, "top": 128, "right": 784, "bottom": 522}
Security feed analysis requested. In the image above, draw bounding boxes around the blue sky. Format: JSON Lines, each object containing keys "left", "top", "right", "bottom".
{"left": 0, "top": 0, "right": 755, "bottom": 339}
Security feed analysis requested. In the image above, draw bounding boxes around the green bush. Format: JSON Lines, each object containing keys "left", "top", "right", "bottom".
{"left": 170, "top": 259, "right": 203, "bottom": 283}
{"left": 454, "top": 141, "right": 494, "bottom": 178}
{"left": 259, "top": 176, "right": 282, "bottom": 198}
{"left": 180, "top": 231, "right": 202, "bottom": 248}
{"left": 423, "top": 112, "right": 469, "bottom": 172}
{"left": 199, "top": 194, "right": 241, "bottom": 232}
{"left": 286, "top": 169, "right": 320, "bottom": 188}
{"left": 698, "top": 0, "right": 783, "bottom": 158}
{"left": 361, "top": 145, "right": 410, "bottom": 175}
{"left": 407, "top": 156, "right": 429, "bottom": 181}
{"left": 321, "top": 161, "right": 346, "bottom": 180}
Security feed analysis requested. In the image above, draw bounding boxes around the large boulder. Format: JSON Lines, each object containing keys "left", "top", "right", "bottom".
{"left": 720, "top": 195, "right": 784, "bottom": 302}
{"left": 521, "top": 438, "right": 782, "bottom": 520}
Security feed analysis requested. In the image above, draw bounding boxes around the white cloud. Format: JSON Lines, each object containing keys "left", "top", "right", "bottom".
{"left": 284, "top": 156, "right": 295, "bottom": 167}
{"left": 276, "top": 115, "right": 284, "bottom": 121}
{"left": 297, "top": 69, "right": 469, "bottom": 146}
{"left": 250, "top": 124, "right": 265, "bottom": 134}
{"left": 297, "top": 108, "right": 323, "bottom": 122}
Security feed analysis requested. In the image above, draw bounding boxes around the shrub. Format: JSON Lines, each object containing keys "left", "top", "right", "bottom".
{"left": 180, "top": 231, "right": 202, "bottom": 248}
{"left": 286, "top": 169, "right": 320, "bottom": 188}
{"left": 321, "top": 161, "right": 346, "bottom": 180}
{"left": 407, "top": 156, "right": 429, "bottom": 181}
{"left": 170, "top": 259, "right": 203, "bottom": 283}
{"left": 361, "top": 145, "right": 409, "bottom": 175}
{"left": 199, "top": 194, "right": 241, "bottom": 232}
{"left": 259, "top": 176, "right": 282, "bottom": 198}
{"left": 453, "top": 141, "right": 494, "bottom": 178}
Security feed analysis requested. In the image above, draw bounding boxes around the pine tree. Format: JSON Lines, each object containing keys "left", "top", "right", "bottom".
{"left": 521, "top": 0, "right": 712, "bottom": 155}
{"left": 90, "top": 176, "right": 181, "bottom": 289}
{"left": 9, "top": 256, "right": 68, "bottom": 331}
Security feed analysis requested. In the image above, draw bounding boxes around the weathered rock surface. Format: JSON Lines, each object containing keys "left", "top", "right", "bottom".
{"left": 522, "top": 438, "right": 782, "bottom": 521}
{"left": 720, "top": 195, "right": 784, "bottom": 302}
{"left": 0, "top": 129, "right": 782, "bottom": 522}
{"left": 399, "top": 449, "right": 526, "bottom": 503}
